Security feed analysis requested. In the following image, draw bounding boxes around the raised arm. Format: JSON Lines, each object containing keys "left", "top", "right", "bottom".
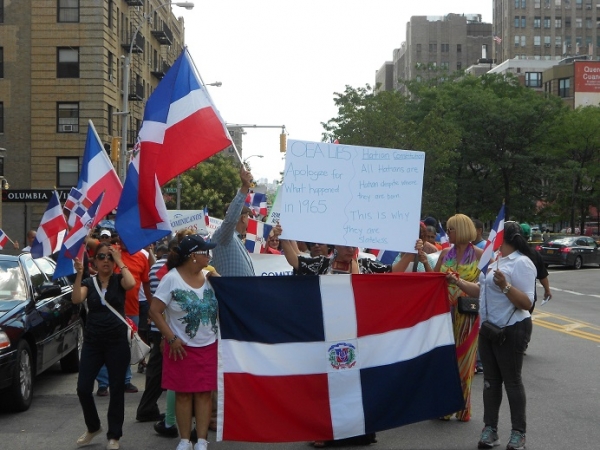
{"left": 71, "top": 258, "right": 88, "bottom": 305}
{"left": 212, "top": 166, "right": 253, "bottom": 245}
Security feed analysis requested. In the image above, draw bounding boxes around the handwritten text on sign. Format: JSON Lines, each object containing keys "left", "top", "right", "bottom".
{"left": 279, "top": 140, "right": 425, "bottom": 253}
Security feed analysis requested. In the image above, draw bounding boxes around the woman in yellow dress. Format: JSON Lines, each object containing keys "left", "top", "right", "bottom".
{"left": 434, "top": 214, "right": 483, "bottom": 421}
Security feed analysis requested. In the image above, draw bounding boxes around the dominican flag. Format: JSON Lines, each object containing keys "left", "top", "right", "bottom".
{"left": 0, "top": 229, "right": 10, "bottom": 249}
{"left": 246, "top": 192, "right": 268, "bottom": 217}
{"left": 204, "top": 206, "right": 210, "bottom": 226}
{"left": 77, "top": 121, "right": 122, "bottom": 225}
{"left": 64, "top": 187, "right": 85, "bottom": 212}
{"left": 370, "top": 249, "right": 400, "bottom": 265}
{"left": 244, "top": 219, "right": 272, "bottom": 253}
{"left": 210, "top": 274, "right": 463, "bottom": 442}
{"left": 116, "top": 48, "right": 232, "bottom": 252}
{"left": 437, "top": 223, "right": 450, "bottom": 249}
{"left": 65, "top": 188, "right": 93, "bottom": 227}
{"left": 30, "top": 191, "right": 68, "bottom": 258}
{"left": 478, "top": 204, "right": 505, "bottom": 273}
{"left": 62, "top": 192, "right": 105, "bottom": 260}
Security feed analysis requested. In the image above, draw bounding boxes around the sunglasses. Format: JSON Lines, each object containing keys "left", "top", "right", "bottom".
{"left": 96, "top": 253, "right": 114, "bottom": 261}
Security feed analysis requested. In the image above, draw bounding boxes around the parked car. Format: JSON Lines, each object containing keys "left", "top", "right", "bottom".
{"left": 536, "top": 236, "right": 600, "bottom": 269}
{"left": 0, "top": 253, "right": 81, "bottom": 411}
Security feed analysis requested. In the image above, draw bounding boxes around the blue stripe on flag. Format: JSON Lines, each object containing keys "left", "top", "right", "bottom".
{"left": 361, "top": 345, "right": 464, "bottom": 432}
{"left": 211, "top": 276, "right": 325, "bottom": 344}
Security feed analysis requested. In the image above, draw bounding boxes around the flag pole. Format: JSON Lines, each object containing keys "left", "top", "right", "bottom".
{"left": 185, "top": 47, "right": 243, "bottom": 165}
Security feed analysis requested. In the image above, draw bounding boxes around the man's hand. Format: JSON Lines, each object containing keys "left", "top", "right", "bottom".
{"left": 240, "top": 166, "right": 253, "bottom": 193}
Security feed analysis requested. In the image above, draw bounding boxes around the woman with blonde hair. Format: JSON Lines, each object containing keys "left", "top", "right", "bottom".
{"left": 434, "top": 214, "right": 483, "bottom": 422}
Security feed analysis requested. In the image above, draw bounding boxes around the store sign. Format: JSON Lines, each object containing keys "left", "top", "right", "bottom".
{"left": 2, "top": 189, "right": 70, "bottom": 203}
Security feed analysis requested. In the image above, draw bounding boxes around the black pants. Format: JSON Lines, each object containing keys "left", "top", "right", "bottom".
{"left": 478, "top": 318, "right": 532, "bottom": 433}
{"left": 77, "top": 335, "right": 130, "bottom": 440}
{"left": 136, "top": 331, "right": 164, "bottom": 419}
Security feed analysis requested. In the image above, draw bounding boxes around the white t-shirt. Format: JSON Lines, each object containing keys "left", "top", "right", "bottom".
{"left": 154, "top": 268, "right": 218, "bottom": 347}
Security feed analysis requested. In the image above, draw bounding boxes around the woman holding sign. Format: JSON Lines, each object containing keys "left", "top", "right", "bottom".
{"left": 433, "top": 214, "right": 483, "bottom": 422}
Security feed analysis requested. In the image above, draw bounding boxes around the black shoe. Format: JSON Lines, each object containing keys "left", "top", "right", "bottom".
{"left": 136, "top": 412, "right": 164, "bottom": 422}
{"left": 124, "top": 383, "right": 139, "bottom": 393}
{"left": 96, "top": 386, "right": 109, "bottom": 397}
{"left": 153, "top": 419, "right": 178, "bottom": 438}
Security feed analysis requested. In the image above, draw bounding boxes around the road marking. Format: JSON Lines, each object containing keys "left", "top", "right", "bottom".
{"left": 533, "top": 311, "right": 600, "bottom": 343}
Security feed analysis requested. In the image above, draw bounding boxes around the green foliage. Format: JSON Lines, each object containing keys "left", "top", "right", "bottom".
{"left": 163, "top": 154, "right": 240, "bottom": 218}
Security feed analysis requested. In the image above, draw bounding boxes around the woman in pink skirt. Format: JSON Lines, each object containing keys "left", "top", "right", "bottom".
{"left": 149, "top": 235, "right": 219, "bottom": 450}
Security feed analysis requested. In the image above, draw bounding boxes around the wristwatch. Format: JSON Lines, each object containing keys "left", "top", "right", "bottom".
{"left": 502, "top": 284, "right": 512, "bottom": 294}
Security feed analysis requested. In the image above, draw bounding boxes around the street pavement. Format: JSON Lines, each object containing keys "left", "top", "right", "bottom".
{"left": 1, "top": 266, "right": 599, "bottom": 449}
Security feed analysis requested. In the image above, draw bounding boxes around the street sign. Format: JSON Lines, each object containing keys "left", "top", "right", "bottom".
{"left": 164, "top": 187, "right": 177, "bottom": 193}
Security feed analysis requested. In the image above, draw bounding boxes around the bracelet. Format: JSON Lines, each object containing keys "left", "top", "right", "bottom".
{"left": 168, "top": 335, "right": 178, "bottom": 345}
{"left": 119, "top": 265, "right": 128, "bottom": 271}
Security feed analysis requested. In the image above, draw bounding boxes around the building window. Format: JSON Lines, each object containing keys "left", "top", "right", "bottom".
{"left": 526, "top": 72, "right": 542, "bottom": 87}
{"left": 545, "top": 0, "right": 551, "bottom": 7}
{"left": 515, "top": 16, "right": 521, "bottom": 27}
{"left": 534, "top": 17, "right": 541, "bottom": 28}
{"left": 515, "top": 36, "right": 521, "bottom": 47}
{"left": 0, "top": 102, "right": 3, "bottom": 134}
{"left": 521, "top": 36, "right": 527, "bottom": 47}
{"left": 108, "top": 104, "right": 113, "bottom": 136}
{"left": 521, "top": 16, "right": 527, "bottom": 28}
{"left": 57, "top": 103, "right": 79, "bottom": 133}
{"left": 441, "top": 44, "right": 449, "bottom": 52}
{"left": 534, "top": 36, "right": 541, "bottom": 46}
{"left": 457, "top": 61, "right": 462, "bottom": 70}
{"left": 555, "top": 17, "right": 562, "bottom": 28}
{"left": 544, "top": 17, "right": 551, "bottom": 28}
{"left": 0, "top": 47, "right": 3, "bottom": 78}
{"left": 58, "top": 0, "right": 79, "bottom": 23}
{"left": 521, "top": 0, "right": 527, "bottom": 7}
{"left": 429, "top": 43, "right": 437, "bottom": 52}
{"left": 556, "top": 0, "right": 562, "bottom": 6}
{"left": 566, "top": 17, "right": 571, "bottom": 27}
{"left": 57, "top": 157, "right": 79, "bottom": 187}
{"left": 559, "top": 78, "right": 570, "bottom": 97}
{"left": 576, "top": 18, "right": 583, "bottom": 28}
{"left": 535, "top": 0, "right": 541, "bottom": 7}
{"left": 440, "top": 61, "right": 449, "bottom": 70}
{"left": 108, "top": 0, "right": 113, "bottom": 29}
{"left": 57, "top": 47, "right": 79, "bottom": 78}
{"left": 545, "top": 36, "right": 551, "bottom": 46}
{"left": 556, "top": 36, "right": 563, "bottom": 47}
{"left": 457, "top": 44, "right": 462, "bottom": 52}
{"left": 587, "top": 18, "right": 593, "bottom": 28}
{"left": 576, "top": 0, "right": 583, "bottom": 7}
{"left": 0, "top": 1, "right": 3, "bottom": 23}
{"left": 416, "top": 43, "right": 421, "bottom": 52}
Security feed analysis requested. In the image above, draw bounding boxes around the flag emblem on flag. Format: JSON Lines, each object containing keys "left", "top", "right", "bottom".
{"left": 210, "top": 274, "right": 463, "bottom": 443}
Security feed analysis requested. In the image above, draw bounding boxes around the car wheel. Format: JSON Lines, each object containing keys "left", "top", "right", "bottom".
{"left": 9, "top": 340, "right": 34, "bottom": 412}
{"left": 573, "top": 256, "right": 583, "bottom": 270}
{"left": 60, "top": 326, "right": 82, "bottom": 373}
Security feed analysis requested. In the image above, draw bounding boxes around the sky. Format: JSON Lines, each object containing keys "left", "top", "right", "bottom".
{"left": 176, "top": 1, "right": 492, "bottom": 183}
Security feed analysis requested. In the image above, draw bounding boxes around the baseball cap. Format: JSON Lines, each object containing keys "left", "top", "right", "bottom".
{"left": 520, "top": 223, "right": 531, "bottom": 239}
{"left": 177, "top": 234, "right": 217, "bottom": 258}
{"left": 99, "top": 229, "right": 111, "bottom": 238}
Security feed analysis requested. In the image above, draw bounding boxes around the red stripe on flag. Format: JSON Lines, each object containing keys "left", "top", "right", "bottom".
{"left": 43, "top": 215, "right": 69, "bottom": 236}
{"left": 352, "top": 273, "right": 450, "bottom": 337}
{"left": 223, "top": 373, "right": 333, "bottom": 442}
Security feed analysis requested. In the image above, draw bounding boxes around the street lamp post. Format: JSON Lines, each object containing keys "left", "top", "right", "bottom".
{"left": 120, "top": 1, "right": 194, "bottom": 181}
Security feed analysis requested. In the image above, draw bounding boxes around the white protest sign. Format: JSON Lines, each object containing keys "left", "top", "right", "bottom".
{"left": 206, "top": 216, "right": 223, "bottom": 236}
{"left": 280, "top": 140, "right": 425, "bottom": 253}
{"left": 167, "top": 210, "right": 208, "bottom": 234}
{"left": 266, "top": 185, "right": 282, "bottom": 226}
{"left": 249, "top": 254, "right": 293, "bottom": 276}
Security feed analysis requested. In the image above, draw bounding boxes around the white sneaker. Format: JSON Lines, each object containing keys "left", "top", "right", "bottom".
{"left": 76, "top": 427, "right": 103, "bottom": 447}
{"left": 176, "top": 440, "right": 193, "bottom": 450}
{"left": 106, "top": 439, "right": 120, "bottom": 450}
{"left": 194, "top": 439, "right": 208, "bottom": 450}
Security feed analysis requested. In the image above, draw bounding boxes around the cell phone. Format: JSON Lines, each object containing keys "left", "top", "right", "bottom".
{"left": 540, "top": 295, "right": 551, "bottom": 306}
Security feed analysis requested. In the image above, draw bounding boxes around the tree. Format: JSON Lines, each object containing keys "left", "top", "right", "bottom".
{"left": 163, "top": 154, "right": 240, "bottom": 218}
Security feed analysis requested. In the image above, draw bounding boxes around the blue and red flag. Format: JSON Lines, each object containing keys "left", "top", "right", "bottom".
{"left": 245, "top": 192, "right": 268, "bottom": 217}
{"left": 370, "top": 249, "right": 400, "bottom": 265}
{"left": 478, "top": 204, "right": 506, "bottom": 273}
{"left": 210, "top": 273, "right": 463, "bottom": 443}
{"left": 77, "top": 121, "right": 122, "bottom": 225}
{"left": 0, "top": 229, "right": 10, "bottom": 249}
{"left": 116, "top": 48, "right": 232, "bottom": 252}
{"left": 30, "top": 191, "right": 68, "bottom": 258}
{"left": 437, "top": 223, "right": 450, "bottom": 249}
{"left": 244, "top": 218, "right": 272, "bottom": 253}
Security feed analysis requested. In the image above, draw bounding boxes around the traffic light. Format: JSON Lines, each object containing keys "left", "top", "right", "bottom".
{"left": 111, "top": 137, "right": 121, "bottom": 166}
{"left": 279, "top": 133, "right": 287, "bottom": 152}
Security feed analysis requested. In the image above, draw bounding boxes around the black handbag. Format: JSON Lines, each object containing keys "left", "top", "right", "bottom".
{"left": 479, "top": 320, "right": 506, "bottom": 345}
{"left": 457, "top": 296, "right": 479, "bottom": 315}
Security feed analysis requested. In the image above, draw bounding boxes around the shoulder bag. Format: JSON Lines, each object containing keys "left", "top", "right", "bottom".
{"left": 92, "top": 277, "right": 150, "bottom": 365}
{"left": 457, "top": 296, "right": 480, "bottom": 315}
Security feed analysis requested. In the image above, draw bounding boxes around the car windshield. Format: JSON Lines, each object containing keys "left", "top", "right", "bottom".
{"left": 0, "top": 261, "right": 28, "bottom": 301}
{"left": 551, "top": 238, "right": 577, "bottom": 246}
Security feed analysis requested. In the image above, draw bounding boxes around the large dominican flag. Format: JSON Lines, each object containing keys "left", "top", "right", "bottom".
{"left": 78, "top": 121, "right": 122, "bottom": 226}
{"left": 116, "top": 48, "right": 232, "bottom": 252}
{"left": 210, "top": 273, "right": 463, "bottom": 443}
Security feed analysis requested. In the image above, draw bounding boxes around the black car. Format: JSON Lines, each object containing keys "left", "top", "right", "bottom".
{"left": 0, "top": 253, "right": 81, "bottom": 411}
{"left": 536, "top": 236, "right": 600, "bottom": 269}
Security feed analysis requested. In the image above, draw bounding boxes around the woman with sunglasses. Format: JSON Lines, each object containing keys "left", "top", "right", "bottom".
{"left": 433, "top": 214, "right": 484, "bottom": 422}
{"left": 149, "top": 234, "right": 219, "bottom": 450}
{"left": 72, "top": 243, "right": 136, "bottom": 450}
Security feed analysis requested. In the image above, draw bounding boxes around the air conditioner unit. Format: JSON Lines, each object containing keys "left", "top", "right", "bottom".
{"left": 60, "top": 124, "right": 74, "bottom": 132}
